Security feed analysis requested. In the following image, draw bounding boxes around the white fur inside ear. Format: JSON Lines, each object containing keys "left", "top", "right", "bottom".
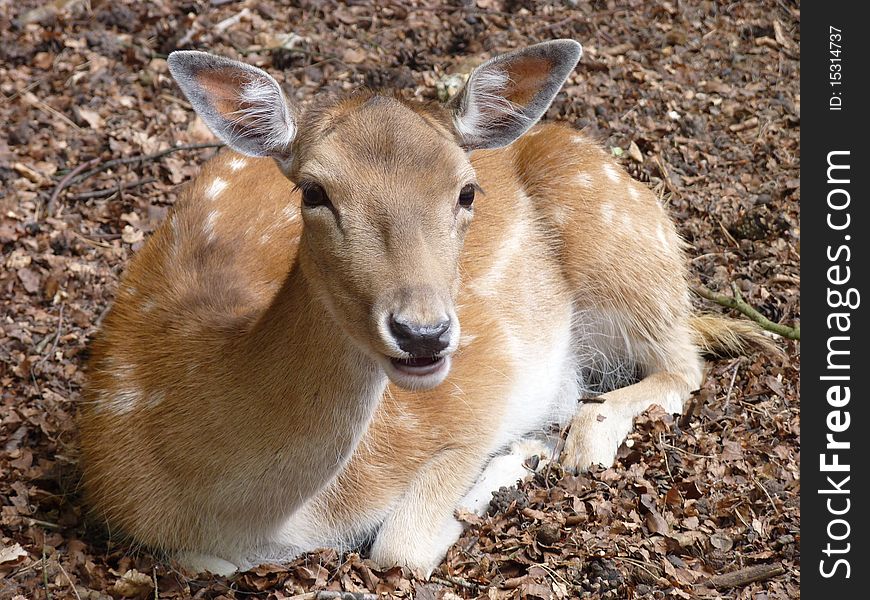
{"left": 229, "top": 75, "right": 296, "bottom": 153}
{"left": 454, "top": 67, "right": 530, "bottom": 143}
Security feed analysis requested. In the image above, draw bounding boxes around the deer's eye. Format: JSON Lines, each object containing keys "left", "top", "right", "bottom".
{"left": 458, "top": 184, "right": 475, "bottom": 209}
{"left": 302, "top": 183, "right": 331, "bottom": 209}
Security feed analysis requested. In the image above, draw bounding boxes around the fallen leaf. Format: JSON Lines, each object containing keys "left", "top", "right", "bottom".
{"left": 112, "top": 569, "right": 154, "bottom": 597}
{"left": 77, "top": 107, "right": 104, "bottom": 130}
{"left": 17, "top": 268, "right": 41, "bottom": 294}
{"left": 0, "top": 543, "right": 28, "bottom": 565}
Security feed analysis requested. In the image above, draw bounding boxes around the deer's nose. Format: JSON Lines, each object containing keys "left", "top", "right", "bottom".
{"left": 389, "top": 316, "right": 451, "bottom": 356}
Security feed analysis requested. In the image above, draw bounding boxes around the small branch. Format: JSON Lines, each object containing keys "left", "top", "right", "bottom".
{"left": 37, "top": 304, "right": 64, "bottom": 366}
{"left": 56, "top": 558, "right": 82, "bottom": 600}
{"left": 286, "top": 593, "right": 378, "bottom": 600}
{"left": 70, "top": 142, "right": 224, "bottom": 186}
{"left": 691, "top": 284, "right": 800, "bottom": 340}
{"left": 45, "top": 143, "right": 224, "bottom": 220}
{"left": 430, "top": 574, "right": 480, "bottom": 591}
{"left": 67, "top": 177, "right": 157, "bottom": 201}
{"left": 707, "top": 563, "right": 785, "bottom": 589}
{"left": 46, "top": 157, "right": 101, "bottom": 218}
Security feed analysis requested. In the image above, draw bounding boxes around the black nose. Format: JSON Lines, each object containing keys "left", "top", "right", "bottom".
{"left": 389, "top": 316, "right": 451, "bottom": 356}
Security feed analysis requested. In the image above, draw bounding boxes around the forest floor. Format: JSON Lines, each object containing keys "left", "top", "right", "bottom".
{"left": 1, "top": 1, "right": 800, "bottom": 598}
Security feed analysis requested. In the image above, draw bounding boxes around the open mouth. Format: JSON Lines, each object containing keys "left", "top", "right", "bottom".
{"left": 389, "top": 355, "right": 446, "bottom": 377}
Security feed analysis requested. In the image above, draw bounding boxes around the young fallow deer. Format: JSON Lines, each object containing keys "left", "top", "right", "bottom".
{"left": 80, "top": 40, "right": 765, "bottom": 576}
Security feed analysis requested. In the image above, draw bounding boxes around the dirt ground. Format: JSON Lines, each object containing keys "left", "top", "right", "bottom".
{"left": 0, "top": 0, "right": 800, "bottom": 598}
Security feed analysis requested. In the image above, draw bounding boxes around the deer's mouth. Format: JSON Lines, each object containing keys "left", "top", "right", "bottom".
{"left": 389, "top": 355, "right": 446, "bottom": 377}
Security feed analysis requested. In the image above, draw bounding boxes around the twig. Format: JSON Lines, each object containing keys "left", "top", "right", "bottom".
{"left": 658, "top": 432, "right": 674, "bottom": 483}
{"left": 43, "top": 548, "right": 52, "bottom": 600}
{"left": 37, "top": 305, "right": 64, "bottom": 366}
{"left": 286, "top": 593, "right": 378, "bottom": 600}
{"left": 751, "top": 475, "right": 780, "bottom": 515}
{"left": 431, "top": 574, "right": 479, "bottom": 591}
{"left": 769, "top": 274, "right": 800, "bottom": 286}
{"left": 46, "top": 143, "right": 223, "bottom": 219}
{"left": 653, "top": 154, "right": 679, "bottom": 198}
{"left": 27, "top": 518, "right": 62, "bottom": 529}
{"left": 71, "top": 231, "right": 115, "bottom": 248}
{"left": 691, "top": 284, "right": 800, "bottom": 340}
{"left": 69, "top": 142, "right": 225, "bottom": 186}
{"left": 67, "top": 177, "right": 157, "bottom": 201}
{"left": 707, "top": 563, "right": 785, "bottom": 589}
{"left": 56, "top": 558, "right": 82, "bottom": 600}
{"left": 46, "top": 157, "right": 101, "bottom": 218}
{"left": 29, "top": 96, "right": 82, "bottom": 131}
{"left": 723, "top": 360, "right": 740, "bottom": 408}
{"left": 717, "top": 219, "right": 740, "bottom": 249}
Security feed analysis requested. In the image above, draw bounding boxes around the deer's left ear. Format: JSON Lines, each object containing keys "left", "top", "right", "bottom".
{"left": 168, "top": 51, "right": 296, "bottom": 159}
{"left": 448, "top": 40, "right": 582, "bottom": 151}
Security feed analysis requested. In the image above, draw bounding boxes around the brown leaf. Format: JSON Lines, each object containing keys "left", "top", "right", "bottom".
{"left": 111, "top": 569, "right": 153, "bottom": 598}
{"left": 710, "top": 532, "right": 734, "bottom": 551}
{"left": 0, "top": 543, "right": 28, "bottom": 565}
{"left": 343, "top": 48, "right": 367, "bottom": 64}
{"left": 77, "top": 107, "right": 104, "bottom": 130}
{"left": 645, "top": 509, "right": 670, "bottom": 535}
{"left": 17, "top": 268, "right": 41, "bottom": 294}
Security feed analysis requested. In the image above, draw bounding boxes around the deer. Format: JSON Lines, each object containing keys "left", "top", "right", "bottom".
{"left": 79, "top": 40, "right": 767, "bottom": 576}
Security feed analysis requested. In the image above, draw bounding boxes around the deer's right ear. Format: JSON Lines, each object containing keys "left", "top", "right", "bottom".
{"left": 167, "top": 51, "right": 296, "bottom": 159}
{"left": 449, "top": 40, "right": 582, "bottom": 151}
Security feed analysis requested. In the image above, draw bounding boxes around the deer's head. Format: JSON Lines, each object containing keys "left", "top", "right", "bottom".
{"left": 168, "top": 40, "right": 581, "bottom": 391}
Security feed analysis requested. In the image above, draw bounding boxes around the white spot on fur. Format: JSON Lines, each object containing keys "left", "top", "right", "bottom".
{"left": 204, "top": 209, "right": 220, "bottom": 242}
{"left": 229, "top": 157, "right": 248, "bottom": 172}
{"left": 620, "top": 213, "right": 634, "bottom": 232}
{"left": 470, "top": 195, "right": 528, "bottom": 296}
{"left": 576, "top": 172, "right": 594, "bottom": 187}
{"left": 552, "top": 205, "right": 570, "bottom": 226}
{"left": 656, "top": 223, "right": 669, "bottom": 251}
{"left": 459, "top": 333, "right": 477, "bottom": 348}
{"left": 601, "top": 203, "right": 615, "bottom": 225}
{"left": 628, "top": 186, "right": 640, "bottom": 201}
{"left": 206, "top": 177, "right": 228, "bottom": 200}
{"left": 99, "top": 387, "right": 142, "bottom": 415}
{"left": 603, "top": 163, "right": 621, "bottom": 183}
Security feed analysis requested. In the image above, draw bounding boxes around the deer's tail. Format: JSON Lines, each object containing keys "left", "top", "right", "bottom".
{"left": 690, "top": 313, "right": 781, "bottom": 357}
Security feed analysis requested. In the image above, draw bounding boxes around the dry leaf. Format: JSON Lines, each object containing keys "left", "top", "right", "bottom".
{"left": 0, "top": 543, "right": 28, "bottom": 565}
{"left": 77, "top": 107, "right": 104, "bottom": 130}
{"left": 17, "top": 268, "right": 41, "bottom": 294}
{"left": 111, "top": 569, "right": 154, "bottom": 597}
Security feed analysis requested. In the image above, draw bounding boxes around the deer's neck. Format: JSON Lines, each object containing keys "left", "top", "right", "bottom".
{"left": 238, "top": 260, "right": 387, "bottom": 499}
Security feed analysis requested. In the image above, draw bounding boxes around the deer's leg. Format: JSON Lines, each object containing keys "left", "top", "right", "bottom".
{"left": 561, "top": 367, "right": 702, "bottom": 472}
{"left": 176, "top": 552, "right": 240, "bottom": 576}
{"left": 561, "top": 317, "right": 704, "bottom": 472}
{"left": 369, "top": 437, "right": 552, "bottom": 575}
{"left": 368, "top": 447, "right": 482, "bottom": 575}
{"left": 458, "top": 438, "right": 552, "bottom": 515}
